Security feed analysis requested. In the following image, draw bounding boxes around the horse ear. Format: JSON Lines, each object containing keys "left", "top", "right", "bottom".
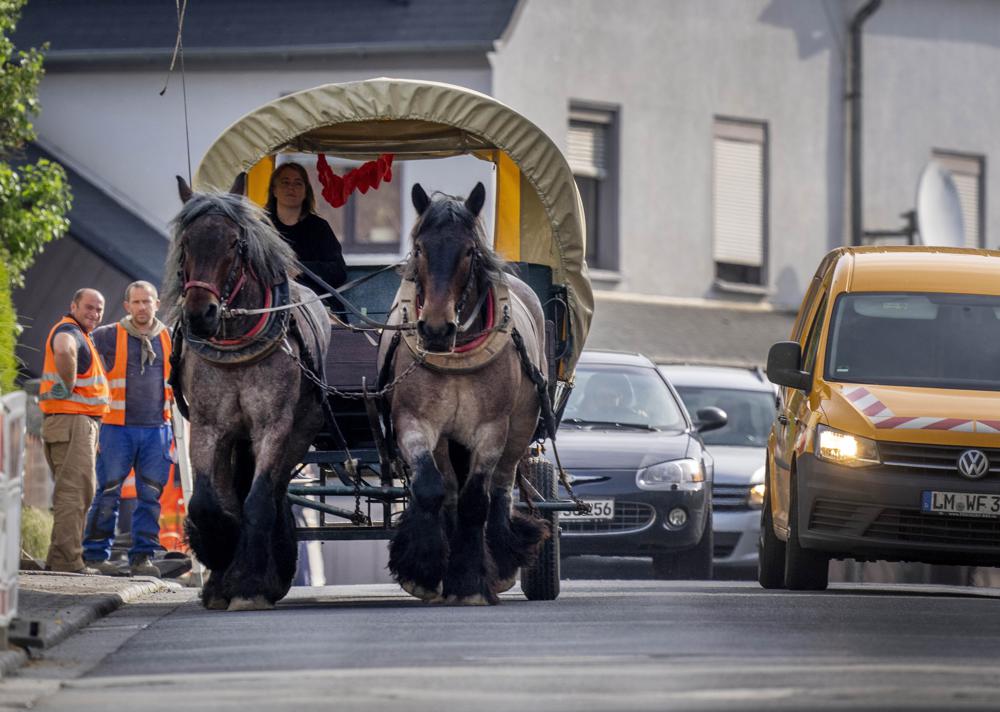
{"left": 229, "top": 172, "right": 248, "bottom": 196}
{"left": 465, "top": 182, "right": 486, "bottom": 217}
{"left": 411, "top": 183, "right": 431, "bottom": 215}
{"left": 176, "top": 175, "right": 193, "bottom": 204}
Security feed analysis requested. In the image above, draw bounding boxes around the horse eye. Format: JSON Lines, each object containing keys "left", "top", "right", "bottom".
{"left": 466, "top": 247, "right": 474, "bottom": 257}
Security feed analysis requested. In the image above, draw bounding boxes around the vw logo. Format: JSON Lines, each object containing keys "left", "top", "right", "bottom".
{"left": 957, "top": 449, "right": 990, "bottom": 480}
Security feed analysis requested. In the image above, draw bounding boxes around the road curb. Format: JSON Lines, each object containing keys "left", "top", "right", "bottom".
{"left": 0, "top": 577, "right": 168, "bottom": 679}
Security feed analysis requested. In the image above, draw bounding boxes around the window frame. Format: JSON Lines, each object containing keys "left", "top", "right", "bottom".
{"left": 568, "top": 102, "right": 620, "bottom": 273}
{"left": 712, "top": 116, "right": 769, "bottom": 289}
{"left": 932, "top": 149, "right": 986, "bottom": 249}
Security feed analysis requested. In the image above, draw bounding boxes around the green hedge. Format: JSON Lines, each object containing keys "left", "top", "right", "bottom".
{"left": 0, "top": 260, "right": 16, "bottom": 392}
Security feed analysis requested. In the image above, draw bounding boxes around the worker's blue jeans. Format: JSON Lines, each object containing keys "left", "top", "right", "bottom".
{"left": 83, "top": 423, "right": 173, "bottom": 563}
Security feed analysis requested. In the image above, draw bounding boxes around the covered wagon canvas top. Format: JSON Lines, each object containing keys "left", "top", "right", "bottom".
{"left": 193, "top": 77, "right": 593, "bottom": 373}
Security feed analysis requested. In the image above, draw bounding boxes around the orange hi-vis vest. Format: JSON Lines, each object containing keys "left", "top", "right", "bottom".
{"left": 39, "top": 317, "right": 110, "bottom": 416}
{"left": 104, "top": 323, "right": 173, "bottom": 425}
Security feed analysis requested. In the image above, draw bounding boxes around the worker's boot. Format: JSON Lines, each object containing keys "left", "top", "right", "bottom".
{"left": 83, "top": 559, "right": 127, "bottom": 576}
{"left": 129, "top": 554, "right": 160, "bottom": 578}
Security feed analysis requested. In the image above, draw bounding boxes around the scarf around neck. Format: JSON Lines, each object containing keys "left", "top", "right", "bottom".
{"left": 120, "top": 316, "right": 166, "bottom": 374}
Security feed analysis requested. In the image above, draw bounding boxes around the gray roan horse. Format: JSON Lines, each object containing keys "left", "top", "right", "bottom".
{"left": 166, "top": 175, "right": 330, "bottom": 611}
{"left": 379, "top": 182, "right": 550, "bottom": 605}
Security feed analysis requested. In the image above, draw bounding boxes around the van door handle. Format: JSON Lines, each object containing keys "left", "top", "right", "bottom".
{"left": 776, "top": 415, "right": 789, "bottom": 425}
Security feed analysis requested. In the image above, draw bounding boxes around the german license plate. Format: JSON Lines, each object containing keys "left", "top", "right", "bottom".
{"left": 561, "top": 499, "right": 614, "bottom": 521}
{"left": 921, "top": 491, "right": 1000, "bottom": 518}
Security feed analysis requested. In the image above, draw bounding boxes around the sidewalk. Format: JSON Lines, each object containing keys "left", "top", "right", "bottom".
{"left": 0, "top": 571, "right": 175, "bottom": 678}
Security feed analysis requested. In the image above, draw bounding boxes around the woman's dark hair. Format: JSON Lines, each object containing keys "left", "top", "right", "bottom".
{"left": 265, "top": 162, "right": 316, "bottom": 219}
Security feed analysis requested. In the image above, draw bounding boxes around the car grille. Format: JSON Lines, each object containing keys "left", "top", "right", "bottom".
{"left": 713, "top": 484, "right": 750, "bottom": 510}
{"left": 878, "top": 441, "right": 1000, "bottom": 476}
{"left": 809, "top": 498, "right": 1000, "bottom": 549}
{"left": 866, "top": 508, "right": 1000, "bottom": 547}
{"left": 809, "top": 499, "right": 866, "bottom": 533}
{"left": 560, "top": 502, "right": 654, "bottom": 534}
{"left": 714, "top": 531, "right": 741, "bottom": 558}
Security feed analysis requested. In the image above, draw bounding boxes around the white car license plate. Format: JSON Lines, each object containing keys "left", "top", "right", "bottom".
{"left": 921, "top": 491, "right": 1000, "bottom": 518}
{"left": 561, "top": 499, "right": 614, "bottom": 521}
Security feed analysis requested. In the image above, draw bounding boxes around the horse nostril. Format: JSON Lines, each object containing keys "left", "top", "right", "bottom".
{"left": 417, "top": 320, "right": 427, "bottom": 338}
{"left": 204, "top": 303, "right": 218, "bottom": 321}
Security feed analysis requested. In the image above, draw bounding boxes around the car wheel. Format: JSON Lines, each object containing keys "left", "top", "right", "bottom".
{"left": 784, "top": 475, "right": 829, "bottom": 591}
{"left": 520, "top": 456, "right": 560, "bottom": 601}
{"left": 757, "top": 464, "right": 787, "bottom": 589}
{"left": 652, "top": 509, "right": 714, "bottom": 580}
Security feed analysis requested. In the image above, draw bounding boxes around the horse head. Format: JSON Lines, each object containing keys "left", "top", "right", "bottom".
{"left": 173, "top": 175, "right": 249, "bottom": 338}
{"left": 408, "top": 182, "right": 490, "bottom": 352}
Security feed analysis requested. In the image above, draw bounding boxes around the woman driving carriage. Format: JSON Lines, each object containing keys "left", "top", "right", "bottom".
{"left": 265, "top": 161, "right": 347, "bottom": 300}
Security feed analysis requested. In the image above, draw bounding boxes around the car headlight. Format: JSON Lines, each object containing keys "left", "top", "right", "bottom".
{"left": 815, "top": 425, "right": 880, "bottom": 467}
{"left": 636, "top": 458, "right": 704, "bottom": 489}
{"left": 748, "top": 465, "right": 766, "bottom": 509}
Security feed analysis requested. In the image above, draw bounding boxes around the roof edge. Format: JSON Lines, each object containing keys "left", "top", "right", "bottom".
{"left": 41, "top": 41, "right": 495, "bottom": 68}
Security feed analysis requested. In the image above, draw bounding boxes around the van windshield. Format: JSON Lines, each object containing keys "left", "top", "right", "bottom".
{"left": 825, "top": 292, "right": 1000, "bottom": 391}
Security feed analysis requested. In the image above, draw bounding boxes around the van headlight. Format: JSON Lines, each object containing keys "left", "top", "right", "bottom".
{"left": 815, "top": 425, "right": 880, "bottom": 467}
{"left": 637, "top": 458, "right": 704, "bottom": 488}
{"left": 748, "top": 465, "right": 766, "bottom": 509}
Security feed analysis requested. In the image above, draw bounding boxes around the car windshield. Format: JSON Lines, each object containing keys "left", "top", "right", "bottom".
{"left": 562, "top": 364, "right": 686, "bottom": 430}
{"left": 674, "top": 386, "right": 774, "bottom": 447}
{"left": 825, "top": 292, "right": 1000, "bottom": 391}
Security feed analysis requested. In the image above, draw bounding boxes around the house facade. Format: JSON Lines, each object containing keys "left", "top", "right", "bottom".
{"left": 13, "top": 0, "right": 1000, "bottom": 373}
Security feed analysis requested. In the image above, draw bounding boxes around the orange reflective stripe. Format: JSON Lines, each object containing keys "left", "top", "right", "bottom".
{"left": 39, "top": 317, "right": 110, "bottom": 416}
{"left": 102, "top": 325, "right": 174, "bottom": 425}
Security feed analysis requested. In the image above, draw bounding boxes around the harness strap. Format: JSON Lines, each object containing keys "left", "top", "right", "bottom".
{"left": 510, "top": 328, "right": 557, "bottom": 442}
{"left": 168, "top": 321, "right": 189, "bottom": 420}
{"left": 183, "top": 280, "right": 220, "bottom": 298}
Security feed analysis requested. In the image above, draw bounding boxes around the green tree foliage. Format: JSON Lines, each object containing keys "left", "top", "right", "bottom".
{"left": 0, "top": 0, "right": 71, "bottom": 390}
{"left": 2, "top": 0, "right": 72, "bottom": 286}
{"left": 0, "top": 260, "right": 15, "bottom": 391}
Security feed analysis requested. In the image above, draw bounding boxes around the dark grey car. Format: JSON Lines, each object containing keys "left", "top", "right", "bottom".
{"left": 554, "top": 351, "right": 724, "bottom": 578}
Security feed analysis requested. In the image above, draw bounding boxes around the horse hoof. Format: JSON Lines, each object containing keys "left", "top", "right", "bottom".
{"left": 227, "top": 596, "right": 274, "bottom": 612}
{"left": 204, "top": 596, "right": 230, "bottom": 611}
{"left": 400, "top": 580, "right": 442, "bottom": 603}
{"left": 444, "top": 593, "right": 489, "bottom": 606}
{"left": 495, "top": 575, "right": 517, "bottom": 594}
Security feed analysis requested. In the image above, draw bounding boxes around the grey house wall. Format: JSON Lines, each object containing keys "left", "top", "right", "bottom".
{"left": 492, "top": 0, "right": 844, "bottom": 307}
{"left": 492, "top": 0, "right": 1000, "bottom": 309}
{"left": 863, "top": 0, "right": 1000, "bottom": 249}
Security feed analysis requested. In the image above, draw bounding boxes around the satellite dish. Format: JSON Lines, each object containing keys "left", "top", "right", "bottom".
{"left": 915, "top": 161, "right": 964, "bottom": 247}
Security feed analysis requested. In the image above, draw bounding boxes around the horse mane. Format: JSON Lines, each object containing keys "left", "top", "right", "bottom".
{"left": 162, "top": 191, "right": 298, "bottom": 318}
{"left": 401, "top": 192, "right": 507, "bottom": 287}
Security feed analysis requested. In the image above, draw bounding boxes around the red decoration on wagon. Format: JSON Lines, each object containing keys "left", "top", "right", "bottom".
{"left": 316, "top": 153, "right": 394, "bottom": 208}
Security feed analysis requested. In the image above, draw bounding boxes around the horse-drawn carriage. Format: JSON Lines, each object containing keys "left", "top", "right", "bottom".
{"left": 172, "top": 78, "right": 593, "bottom": 608}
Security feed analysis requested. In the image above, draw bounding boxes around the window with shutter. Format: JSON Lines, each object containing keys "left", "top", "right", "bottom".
{"left": 713, "top": 118, "right": 768, "bottom": 286}
{"left": 569, "top": 106, "right": 618, "bottom": 271}
{"left": 933, "top": 151, "right": 984, "bottom": 248}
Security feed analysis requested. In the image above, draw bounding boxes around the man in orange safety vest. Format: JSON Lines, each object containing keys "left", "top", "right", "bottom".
{"left": 39, "top": 288, "right": 110, "bottom": 574}
{"left": 83, "top": 281, "right": 175, "bottom": 577}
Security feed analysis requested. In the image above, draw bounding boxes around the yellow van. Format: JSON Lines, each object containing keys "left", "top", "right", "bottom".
{"left": 761, "top": 247, "right": 1000, "bottom": 590}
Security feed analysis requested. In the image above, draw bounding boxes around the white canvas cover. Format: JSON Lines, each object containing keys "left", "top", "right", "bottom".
{"left": 193, "top": 78, "right": 592, "bottom": 371}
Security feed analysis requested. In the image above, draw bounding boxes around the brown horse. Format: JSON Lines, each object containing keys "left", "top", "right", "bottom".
{"left": 379, "top": 182, "right": 550, "bottom": 605}
{"left": 166, "top": 176, "right": 330, "bottom": 611}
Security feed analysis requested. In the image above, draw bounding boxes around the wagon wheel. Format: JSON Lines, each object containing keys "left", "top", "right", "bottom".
{"left": 519, "top": 456, "right": 560, "bottom": 601}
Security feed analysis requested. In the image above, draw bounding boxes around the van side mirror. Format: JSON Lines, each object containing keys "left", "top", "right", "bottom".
{"left": 766, "top": 341, "right": 812, "bottom": 391}
{"left": 694, "top": 406, "right": 727, "bottom": 434}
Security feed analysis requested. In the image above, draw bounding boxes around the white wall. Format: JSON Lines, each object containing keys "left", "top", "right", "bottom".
{"left": 35, "top": 62, "right": 492, "bottom": 256}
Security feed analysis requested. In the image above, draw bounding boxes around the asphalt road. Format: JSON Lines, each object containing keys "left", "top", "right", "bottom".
{"left": 5, "top": 577, "right": 1000, "bottom": 712}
